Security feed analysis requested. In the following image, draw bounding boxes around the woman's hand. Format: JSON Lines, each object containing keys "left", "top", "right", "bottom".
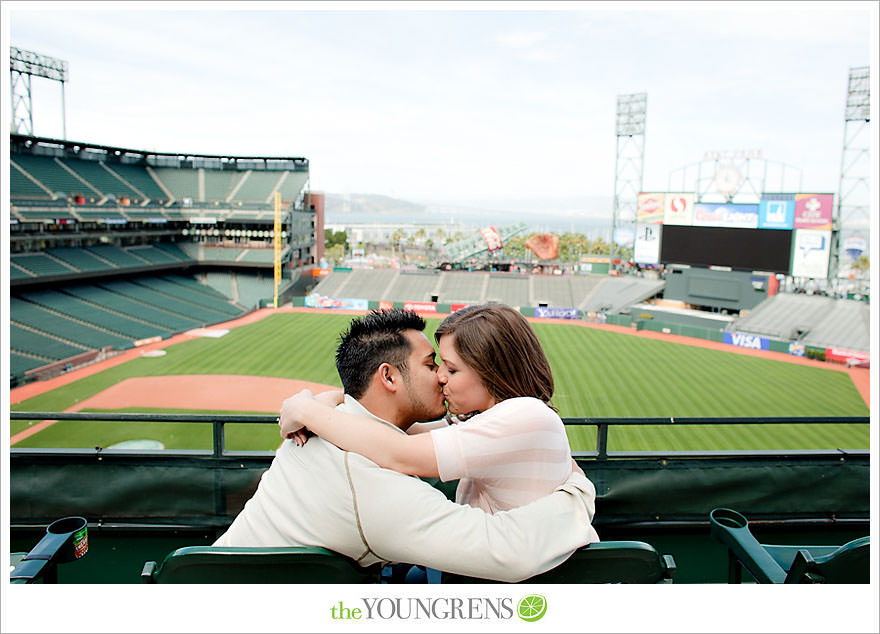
{"left": 279, "top": 389, "right": 344, "bottom": 441}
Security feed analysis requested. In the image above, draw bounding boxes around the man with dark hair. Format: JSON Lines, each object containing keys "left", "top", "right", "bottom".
{"left": 214, "top": 309, "right": 598, "bottom": 582}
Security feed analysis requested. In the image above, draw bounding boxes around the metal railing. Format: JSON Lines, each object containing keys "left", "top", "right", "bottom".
{"left": 10, "top": 412, "right": 870, "bottom": 461}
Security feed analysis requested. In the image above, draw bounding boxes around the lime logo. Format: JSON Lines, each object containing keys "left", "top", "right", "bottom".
{"left": 517, "top": 594, "right": 547, "bottom": 622}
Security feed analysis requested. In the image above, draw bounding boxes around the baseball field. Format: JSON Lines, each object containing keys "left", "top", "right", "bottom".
{"left": 10, "top": 309, "right": 870, "bottom": 453}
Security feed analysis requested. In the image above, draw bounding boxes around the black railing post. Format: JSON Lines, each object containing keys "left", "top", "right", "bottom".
{"left": 212, "top": 419, "right": 226, "bottom": 458}
{"left": 596, "top": 423, "right": 609, "bottom": 461}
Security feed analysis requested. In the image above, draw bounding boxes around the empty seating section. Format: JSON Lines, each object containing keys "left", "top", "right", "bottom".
{"left": 438, "top": 272, "right": 486, "bottom": 303}
{"left": 385, "top": 272, "right": 439, "bottom": 302}
{"left": 311, "top": 270, "right": 353, "bottom": 297}
{"left": 46, "top": 247, "right": 113, "bottom": 273}
{"left": 275, "top": 172, "right": 309, "bottom": 203}
{"left": 234, "top": 273, "right": 276, "bottom": 309}
{"left": 11, "top": 253, "right": 75, "bottom": 277}
{"left": 9, "top": 324, "right": 86, "bottom": 360}
{"left": 126, "top": 246, "right": 181, "bottom": 264}
{"left": 233, "top": 171, "right": 281, "bottom": 203}
{"left": 204, "top": 171, "right": 243, "bottom": 202}
{"left": 17, "top": 290, "right": 169, "bottom": 340}
{"left": 569, "top": 276, "right": 605, "bottom": 305}
{"left": 107, "top": 163, "right": 167, "bottom": 200}
{"left": 345, "top": 269, "right": 398, "bottom": 299}
{"left": 802, "top": 300, "right": 869, "bottom": 352}
{"left": 164, "top": 274, "right": 236, "bottom": 301}
{"left": 99, "top": 279, "right": 233, "bottom": 325}
{"left": 734, "top": 294, "right": 834, "bottom": 339}
{"left": 10, "top": 165, "right": 52, "bottom": 199}
{"left": 12, "top": 155, "right": 95, "bottom": 197}
{"left": 11, "top": 352, "right": 46, "bottom": 377}
{"left": 153, "top": 168, "right": 198, "bottom": 200}
{"left": 11, "top": 297, "right": 132, "bottom": 350}
{"left": 202, "top": 248, "right": 244, "bottom": 262}
{"left": 65, "top": 285, "right": 201, "bottom": 332}
{"left": 202, "top": 272, "right": 235, "bottom": 299}
{"left": 86, "top": 245, "right": 149, "bottom": 267}
{"left": 485, "top": 275, "right": 530, "bottom": 307}
{"left": 532, "top": 275, "right": 575, "bottom": 307}
{"left": 145, "top": 278, "right": 242, "bottom": 316}
{"left": 237, "top": 249, "right": 275, "bottom": 264}
{"left": 10, "top": 262, "right": 36, "bottom": 279}
{"left": 60, "top": 158, "right": 140, "bottom": 201}
{"left": 581, "top": 278, "right": 664, "bottom": 313}
{"left": 152, "top": 243, "right": 191, "bottom": 261}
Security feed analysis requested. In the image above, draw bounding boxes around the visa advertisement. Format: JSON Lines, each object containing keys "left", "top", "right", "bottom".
{"left": 794, "top": 194, "right": 833, "bottom": 230}
{"left": 758, "top": 197, "right": 795, "bottom": 229}
{"left": 663, "top": 193, "right": 694, "bottom": 226}
{"left": 693, "top": 203, "right": 759, "bottom": 228}
{"left": 724, "top": 332, "right": 771, "bottom": 350}
{"left": 637, "top": 193, "right": 665, "bottom": 224}
{"left": 790, "top": 230, "right": 831, "bottom": 279}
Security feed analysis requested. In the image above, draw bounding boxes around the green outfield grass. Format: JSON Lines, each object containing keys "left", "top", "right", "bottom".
{"left": 11, "top": 312, "right": 869, "bottom": 451}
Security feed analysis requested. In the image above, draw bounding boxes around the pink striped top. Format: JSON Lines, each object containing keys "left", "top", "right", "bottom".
{"left": 430, "top": 397, "right": 573, "bottom": 514}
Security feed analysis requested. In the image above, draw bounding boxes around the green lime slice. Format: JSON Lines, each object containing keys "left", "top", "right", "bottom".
{"left": 517, "top": 594, "right": 547, "bottom": 622}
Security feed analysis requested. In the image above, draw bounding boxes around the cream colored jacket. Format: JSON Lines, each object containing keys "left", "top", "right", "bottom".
{"left": 214, "top": 396, "right": 600, "bottom": 582}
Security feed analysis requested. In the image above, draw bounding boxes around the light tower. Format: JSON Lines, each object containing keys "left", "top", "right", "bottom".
{"left": 9, "top": 46, "right": 69, "bottom": 138}
{"left": 610, "top": 93, "right": 647, "bottom": 269}
{"left": 832, "top": 66, "right": 870, "bottom": 285}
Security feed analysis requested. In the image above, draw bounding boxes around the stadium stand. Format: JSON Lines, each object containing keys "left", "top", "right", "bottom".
{"left": 802, "top": 299, "right": 870, "bottom": 353}
{"left": 232, "top": 171, "right": 284, "bottom": 203}
{"left": 10, "top": 262, "right": 36, "bottom": 279}
{"left": 485, "top": 274, "right": 530, "bottom": 307}
{"left": 531, "top": 275, "right": 575, "bottom": 307}
{"left": 106, "top": 163, "right": 168, "bottom": 201}
{"left": 733, "top": 294, "right": 835, "bottom": 341}
{"left": 59, "top": 157, "right": 142, "bottom": 202}
{"left": 17, "top": 289, "right": 171, "bottom": 340}
{"left": 145, "top": 277, "right": 243, "bottom": 316}
{"left": 152, "top": 167, "right": 199, "bottom": 201}
{"left": 85, "top": 245, "right": 149, "bottom": 268}
{"left": 11, "top": 305, "right": 132, "bottom": 352}
{"left": 64, "top": 284, "right": 203, "bottom": 332}
{"left": 9, "top": 323, "right": 90, "bottom": 360}
{"left": 437, "top": 271, "right": 486, "bottom": 303}
{"left": 11, "top": 253, "right": 76, "bottom": 277}
{"left": 10, "top": 352, "right": 48, "bottom": 377}
{"left": 97, "top": 279, "right": 235, "bottom": 324}
{"left": 232, "top": 273, "right": 276, "bottom": 309}
{"left": 11, "top": 154, "right": 99, "bottom": 199}
{"left": 237, "top": 249, "right": 277, "bottom": 264}
{"left": 580, "top": 278, "right": 665, "bottom": 313}
{"left": 202, "top": 271, "right": 236, "bottom": 299}
{"left": 46, "top": 247, "right": 114, "bottom": 273}
{"left": 339, "top": 269, "right": 399, "bottom": 300}
{"left": 385, "top": 271, "right": 442, "bottom": 302}
{"left": 10, "top": 163, "right": 53, "bottom": 199}
{"left": 152, "top": 242, "right": 191, "bottom": 261}
{"left": 204, "top": 170, "right": 244, "bottom": 202}
{"left": 126, "top": 245, "right": 185, "bottom": 264}
{"left": 309, "top": 270, "right": 353, "bottom": 298}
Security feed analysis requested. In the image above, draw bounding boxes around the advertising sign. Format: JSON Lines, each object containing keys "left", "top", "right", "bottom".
{"left": 791, "top": 230, "right": 831, "bottom": 279}
{"left": 450, "top": 303, "right": 471, "bottom": 312}
{"left": 693, "top": 203, "right": 759, "bottom": 228}
{"left": 633, "top": 223, "right": 661, "bottom": 264}
{"left": 825, "top": 348, "right": 870, "bottom": 365}
{"left": 758, "top": 198, "right": 795, "bottom": 229}
{"left": 637, "top": 193, "right": 665, "bottom": 224}
{"left": 305, "top": 295, "right": 369, "bottom": 310}
{"left": 534, "top": 307, "right": 579, "bottom": 320}
{"left": 794, "top": 194, "right": 833, "bottom": 230}
{"left": 663, "top": 193, "right": 694, "bottom": 226}
{"left": 723, "top": 332, "right": 770, "bottom": 350}
{"left": 403, "top": 301, "right": 437, "bottom": 313}
{"left": 379, "top": 301, "right": 394, "bottom": 311}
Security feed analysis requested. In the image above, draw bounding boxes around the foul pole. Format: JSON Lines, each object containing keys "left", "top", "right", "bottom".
{"left": 273, "top": 192, "right": 281, "bottom": 308}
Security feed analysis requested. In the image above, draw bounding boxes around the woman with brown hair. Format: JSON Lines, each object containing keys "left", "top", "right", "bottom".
{"left": 279, "top": 302, "right": 575, "bottom": 514}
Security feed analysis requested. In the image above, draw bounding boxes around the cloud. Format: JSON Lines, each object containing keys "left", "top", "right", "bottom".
{"left": 494, "top": 30, "right": 549, "bottom": 49}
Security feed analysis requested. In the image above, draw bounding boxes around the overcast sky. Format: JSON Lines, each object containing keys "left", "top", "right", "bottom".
{"left": 4, "top": 1, "right": 877, "bottom": 204}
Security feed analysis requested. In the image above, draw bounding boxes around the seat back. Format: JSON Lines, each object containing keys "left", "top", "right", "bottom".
{"left": 443, "top": 541, "right": 676, "bottom": 584}
{"left": 141, "top": 546, "right": 379, "bottom": 584}
{"left": 785, "top": 537, "right": 870, "bottom": 584}
{"left": 710, "top": 507, "right": 870, "bottom": 584}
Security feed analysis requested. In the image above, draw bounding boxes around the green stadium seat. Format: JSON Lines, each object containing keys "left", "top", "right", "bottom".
{"left": 140, "top": 546, "right": 379, "bottom": 584}
{"left": 709, "top": 507, "right": 869, "bottom": 583}
{"left": 442, "top": 541, "right": 676, "bottom": 584}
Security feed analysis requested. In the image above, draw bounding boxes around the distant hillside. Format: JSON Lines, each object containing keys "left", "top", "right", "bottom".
{"left": 325, "top": 193, "right": 428, "bottom": 215}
